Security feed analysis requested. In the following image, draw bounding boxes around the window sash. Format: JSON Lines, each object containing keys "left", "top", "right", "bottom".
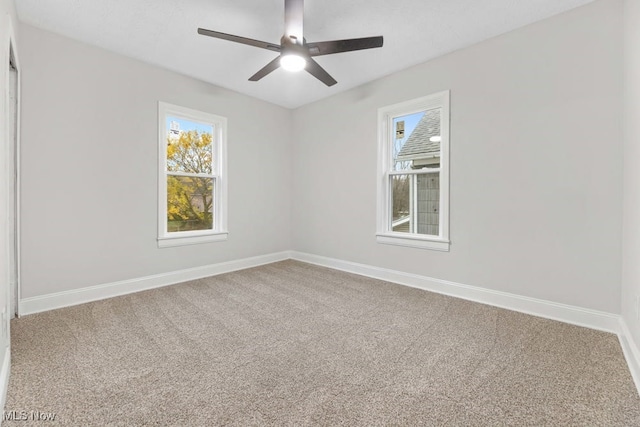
{"left": 388, "top": 173, "right": 441, "bottom": 237}
{"left": 166, "top": 171, "right": 217, "bottom": 179}
{"left": 388, "top": 168, "right": 440, "bottom": 176}
{"left": 166, "top": 175, "right": 216, "bottom": 234}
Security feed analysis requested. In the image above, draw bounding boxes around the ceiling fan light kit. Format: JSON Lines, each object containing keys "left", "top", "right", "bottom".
{"left": 280, "top": 54, "right": 306, "bottom": 72}
{"left": 198, "top": 0, "right": 383, "bottom": 86}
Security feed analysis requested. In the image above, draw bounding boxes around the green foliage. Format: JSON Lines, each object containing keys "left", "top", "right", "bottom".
{"left": 166, "top": 131, "right": 214, "bottom": 232}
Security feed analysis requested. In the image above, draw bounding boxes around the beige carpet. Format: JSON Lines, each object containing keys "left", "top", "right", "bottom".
{"left": 5, "top": 260, "right": 640, "bottom": 426}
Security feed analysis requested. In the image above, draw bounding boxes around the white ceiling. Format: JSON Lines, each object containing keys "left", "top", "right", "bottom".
{"left": 16, "top": 0, "right": 595, "bottom": 109}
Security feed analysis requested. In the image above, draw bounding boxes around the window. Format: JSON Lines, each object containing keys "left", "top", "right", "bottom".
{"left": 377, "top": 91, "right": 450, "bottom": 251}
{"left": 158, "top": 102, "right": 227, "bottom": 247}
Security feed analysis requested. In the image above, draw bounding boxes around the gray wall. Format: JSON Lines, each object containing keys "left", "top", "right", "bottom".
{"left": 19, "top": 25, "right": 292, "bottom": 298}
{"left": 622, "top": 0, "right": 640, "bottom": 346}
{"left": 291, "top": 0, "right": 623, "bottom": 313}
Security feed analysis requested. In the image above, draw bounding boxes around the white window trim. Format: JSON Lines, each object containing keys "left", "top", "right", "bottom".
{"left": 376, "top": 91, "right": 450, "bottom": 251}
{"left": 157, "top": 102, "right": 228, "bottom": 248}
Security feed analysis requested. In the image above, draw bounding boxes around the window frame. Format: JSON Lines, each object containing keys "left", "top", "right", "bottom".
{"left": 376, "top": 91, "right": 450, "bottom": 251}
{"left": 157, "top": 102, "right": 228, "bottom": 248}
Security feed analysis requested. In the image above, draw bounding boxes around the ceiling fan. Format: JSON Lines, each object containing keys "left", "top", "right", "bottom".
{"left": 197, "top": 0, "right": 383, "bottom": 87}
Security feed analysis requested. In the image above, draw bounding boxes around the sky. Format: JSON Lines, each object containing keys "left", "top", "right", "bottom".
{"left": 393, "top": 111, "right": 424, "bottom": 158}
{"left": 166, "top": 116, "right": 213, "bottom": 135}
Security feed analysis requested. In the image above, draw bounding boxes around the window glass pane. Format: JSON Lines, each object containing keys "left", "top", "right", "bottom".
{"left": 167, "top": 175, "right": 214, "bottom": 232}
{"left": 391, "top": 172, "right": 440, "bottom": 235}
{"left": 416, "top": 173, "right": 440, "bottom": 236}
{"left": 391, "top": 175, "right": 411, "bottom": 233}
{"left": 166, "top": 116, "right": 213, "bottom": 174}
{"left": 393, "top": 108, "right": 441, "bottom": 171}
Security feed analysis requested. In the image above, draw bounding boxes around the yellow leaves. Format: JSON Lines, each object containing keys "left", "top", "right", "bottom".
{"left": 167, "top": 140, "right": 177, "bottom": 158}
{"left": 167, "top": 176, "right": 190, "bottom": 221}
{"left": 167, "top": 130, "right": 213, "bottom": 174}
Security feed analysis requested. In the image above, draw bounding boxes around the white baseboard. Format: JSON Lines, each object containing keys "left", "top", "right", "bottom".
{"left": 14, "top": 250, "right": 639, "bottom": 398}
{"left": 619, "top": 318, "right": 640, "bottom": 395}
{"left": 19, "top": 251, "right": 292, "bottom": 316}
{"left": 0, "top": 346, "right": 10, "bottom": 421}
{"left": 290, "top": 251, "right": 621, "bottom": 334}
{"left": 20, "top": 249, "right": 622, "bottom": 333}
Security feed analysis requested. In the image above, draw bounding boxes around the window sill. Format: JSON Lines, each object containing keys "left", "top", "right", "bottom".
{"left": 376, "top": 233, "right": 450, "bottom": 251}
{"left": 158, "top": 232, "right": 228, "bottom": 248}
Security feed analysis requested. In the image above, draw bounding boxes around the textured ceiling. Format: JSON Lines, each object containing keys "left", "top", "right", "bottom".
{"left": 16, "top": 0, "right": 595, "bottom": 109}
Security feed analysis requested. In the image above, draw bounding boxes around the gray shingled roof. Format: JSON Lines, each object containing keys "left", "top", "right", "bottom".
{"left": 396, "top": 108, "right": 441, "bottom": 161}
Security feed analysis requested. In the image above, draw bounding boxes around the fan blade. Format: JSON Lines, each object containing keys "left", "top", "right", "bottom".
{"left": 307, "top": 36, "right": 383, "bottom": 56}
{"left": 198, "top": 28, "right": 281, "bottom": 52}
{"left": 248, "top": 56, "right": 282, "bottom": 81}
{"left": 305, "top": 58, "right": 337, "bottom": 87}
{"left": 284, "top": 0, "right": 304, "bottom": 42}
